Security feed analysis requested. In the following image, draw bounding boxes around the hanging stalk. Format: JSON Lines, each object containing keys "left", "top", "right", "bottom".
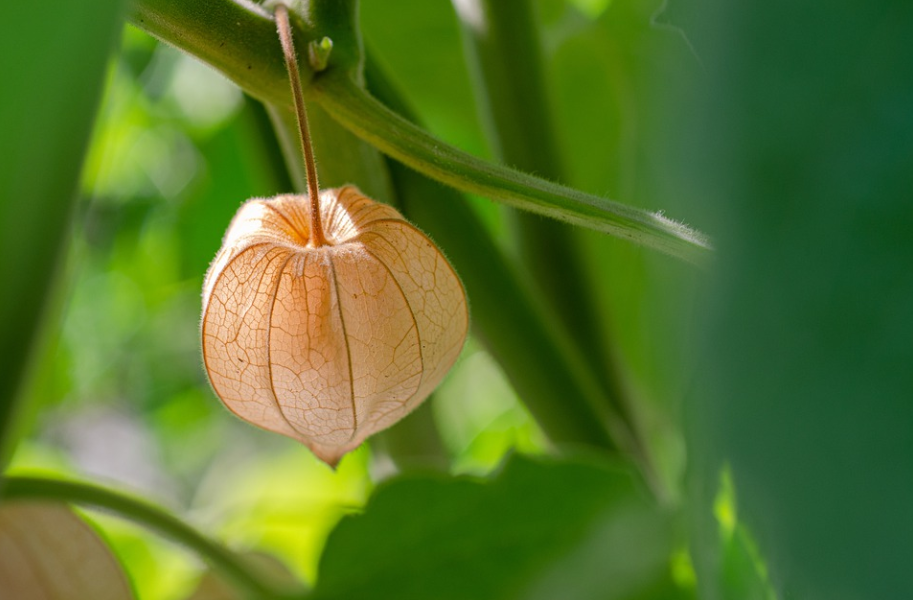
{"left": 266, "top": 3, "right": 449, "bottom": 469}
{"left": 275, "top": 4, "right": 326, "bottom": 246}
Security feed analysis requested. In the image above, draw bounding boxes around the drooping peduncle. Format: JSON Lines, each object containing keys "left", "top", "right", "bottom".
{"left": 275, "top": 4, "right": 327, "bottom": 247}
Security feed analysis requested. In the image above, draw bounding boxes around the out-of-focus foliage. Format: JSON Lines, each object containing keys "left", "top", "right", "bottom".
{"left": 6, "top": 0, "right": 714, "bottom": 596}
{"left": 362, "top": 0, "right": 701, "bottom": 491}
{"left": 186, "top": 552, "right": 299, "bottom": 600}
{"left": 669, "top": 1, "right": 913, "bottom": 599}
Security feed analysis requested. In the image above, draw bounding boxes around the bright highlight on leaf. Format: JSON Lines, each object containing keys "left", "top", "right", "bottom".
{"left": 202, "top": 187, "right": 468, "bottom": 466}
{"left": 0, "top": 502, "right": 133, "bottom": 600}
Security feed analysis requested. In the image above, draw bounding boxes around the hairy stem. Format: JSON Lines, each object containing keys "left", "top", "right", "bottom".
{"left": 310, "top": 73, "right": 711, "bottom": 263}
{"left": 275, "top": 3, "right": 326, "bottom": 247}
{"left": 126, "top": 0, "right": 712, "bottom": 262}
{"left": 129, "top": 0, "right": 297, "bottom": 107}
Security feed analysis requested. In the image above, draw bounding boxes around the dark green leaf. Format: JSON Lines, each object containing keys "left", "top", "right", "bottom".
{"left": 314, "top": 454, "right": 673, "bottom": 600}
{"left": 0, "top": 0, "right": 127, "bottom": 465}
{"left": 678, "top": 1, "right": 913, "bottom": 599}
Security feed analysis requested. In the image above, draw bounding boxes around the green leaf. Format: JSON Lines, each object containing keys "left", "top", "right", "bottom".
{"left": 314, "top": 454, "right": 673, "bottom": 600}
{"left": 678, "top": 1, "right": 913, "bottom": 599}
{"left": 0, "top": 502, "right": 134, "bottom": 600}
{"left": 0, "top": 0, "right": 127, "bottom": 466}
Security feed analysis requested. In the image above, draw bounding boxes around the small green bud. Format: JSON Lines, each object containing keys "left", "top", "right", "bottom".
{"left": 308, "top": 36, "right": 333, "bottom": 72}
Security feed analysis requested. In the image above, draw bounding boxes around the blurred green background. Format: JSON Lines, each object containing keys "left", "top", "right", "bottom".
{"left": 2, "top": 0, "right": 911, "bottom": 599}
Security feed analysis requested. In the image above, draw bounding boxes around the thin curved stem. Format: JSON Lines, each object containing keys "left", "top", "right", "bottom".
{"left": 0, "top": 476, "right": 302, "bottom": 600}
{"left": 310, "top": 73, "right": 712, "bottom": 264}
{"left": 275, "top": 4, "right": 326, "bottom": 247}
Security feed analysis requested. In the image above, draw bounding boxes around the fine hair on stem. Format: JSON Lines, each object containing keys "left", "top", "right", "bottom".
{"left": 275, "top": 3, "right": 327, "bottom": 247}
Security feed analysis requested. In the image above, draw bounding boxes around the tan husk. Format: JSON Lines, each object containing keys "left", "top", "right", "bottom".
{"left": 202, "top": 186, "right": 468, "bottom": 466}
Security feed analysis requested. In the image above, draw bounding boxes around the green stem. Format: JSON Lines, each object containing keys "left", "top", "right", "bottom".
{"left": 128, "top": 0, "right": 297, "bottom": 106}
{"left": 127, "top": 0, "right": 711, "bottom": 262}
{"left": 365, "top": 59, "right": 619, "bottom": 453}
{"left": 455, "top": 0, "right": 656, "bottom": 483}
{"left": 456, "top": 0, "right": 608, "bottom": 368}
{"left": 310, "top": 73, "right": 711, "bottom": 263}
{"left": 0, "top": 476, "right": 302, "bottom": 600}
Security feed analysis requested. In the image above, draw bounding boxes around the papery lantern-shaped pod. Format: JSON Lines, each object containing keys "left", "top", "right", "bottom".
{"left": 202, "top": 186, "right": 468, "bottom": 466}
